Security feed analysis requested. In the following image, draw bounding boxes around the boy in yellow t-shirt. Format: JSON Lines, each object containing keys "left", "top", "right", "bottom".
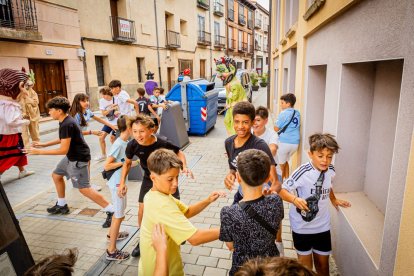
{"left": 138, "top": 149, "right": 225, "bottom": 276}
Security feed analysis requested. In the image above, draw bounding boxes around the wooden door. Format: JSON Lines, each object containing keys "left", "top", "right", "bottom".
{"left": 200, "top": 59, "right": 206, "bottom": 79}
{"left": 29, "top": 60, "right": 67, "bottom": 115}
{"left": 167, "top": 67, "right": 173, "bottom": 91}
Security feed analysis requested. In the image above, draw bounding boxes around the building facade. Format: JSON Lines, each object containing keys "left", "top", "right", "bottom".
{"left": 0, "top": 0, "right": 85, "bottom": 115}
{"left": 269, "top": 1, "right": 414, "bottom": 275}
{"left": 225, "top": 0, "right": 255, "bottom": 69}
{"left": 252, "top": 2, "right": 269, "bottom": 75}
{"left": 78, "top": 0, "right": 226, "bottom": 109}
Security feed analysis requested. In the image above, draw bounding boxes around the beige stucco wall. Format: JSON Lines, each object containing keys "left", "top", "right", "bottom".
{"left": 0, "top": 0, "right": 85, "bottom": 102}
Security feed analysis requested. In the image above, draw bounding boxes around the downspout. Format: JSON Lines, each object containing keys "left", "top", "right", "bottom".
{"left": 80, "top": 37, "right": 90, "bottom": 96}
{"left": 209, "top": 1, "right": 213, "bottom": 78}
{"left": 266, "top": 2, "right": 272, "bottom": 109}
{"left": 154, "top": 0, "right": 162, "bottom": 86}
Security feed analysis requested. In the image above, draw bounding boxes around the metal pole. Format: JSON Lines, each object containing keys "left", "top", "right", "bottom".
{"left": 154, "top": 0, "right": 162, "bottom": 86}
{"left": 266, "top": 0, "right": 272, "bottom": 109}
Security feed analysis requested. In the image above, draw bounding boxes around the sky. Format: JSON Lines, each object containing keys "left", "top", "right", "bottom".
{"left": 256, "top": 0, "right": 270, "bottom": 11}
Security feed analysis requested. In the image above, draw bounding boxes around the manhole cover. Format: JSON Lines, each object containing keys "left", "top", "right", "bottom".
{"left": 78, "top": 208, "right": 100, "bottom": 216}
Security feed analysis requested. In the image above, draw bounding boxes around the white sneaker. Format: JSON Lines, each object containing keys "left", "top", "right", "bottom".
{"left": 18, "top": 170, "right": 35, "bottom": 179}
{"left": 92, "top": 184, "right": 102, "bottom": 191}
{"left": 276, "top": 241, "right": 285, "bottom": 257}
{"left": 94, "top": 155, "right": 106, "bottom": 162}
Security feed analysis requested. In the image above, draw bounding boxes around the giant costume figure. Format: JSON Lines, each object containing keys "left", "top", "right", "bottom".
{"left": 215, "top": 57, "right": 246, "bottom": 135}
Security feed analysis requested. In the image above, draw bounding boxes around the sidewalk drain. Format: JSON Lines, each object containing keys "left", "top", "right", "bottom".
{"left": 78, "top": 208, "right": 100, "bottom": 216}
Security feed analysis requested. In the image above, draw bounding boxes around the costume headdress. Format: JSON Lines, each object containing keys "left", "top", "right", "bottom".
{"left": 0, "top": 68, "right": 29, "bottom": 99}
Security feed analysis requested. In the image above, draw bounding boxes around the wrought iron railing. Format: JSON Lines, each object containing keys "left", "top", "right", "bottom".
{"left": 255, "top": 43, "right": 261, "bottom": 51}
{"left": 228, "top": 9, "right": 234, "bottom": 21}
{"left": 213, "top": 0, "right": 223, "bottom": 16}
{"left": 166, "top": 30, "right": 180, "bottom": 48}
{"left": 238, "top": 41, "right": 247, "bottom": 52}
{"left": 110, "top": 16, "right": 136, "bottom": 43}
{"left": 263, "top": 23, "right": 269, "bottom": 32}
{"left": 197, "top": 30, "right": 211, "bottom": 45}
{"left": 197, "top": 0, "right": 210, "bottom": 10}
{"left": 263, "top": 44, "right": 268, "bottom": 52}
{"left": 255, "top": 18, "right": 262, "bottom": 29}
{"left": 228, "top": 38, "right": 235, "bottom": 50}
{"left": 247, "top": 19, "right": 253, "bottom": 29}
{"left": 0, "top": 0, "right": 38, "bottom": 31}
{"left": 214, "top": 35, "right": 225, "bottom": 47}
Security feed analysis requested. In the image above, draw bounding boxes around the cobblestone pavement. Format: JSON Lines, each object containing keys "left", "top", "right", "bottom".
{"left": 3, "top": 87, "right": 339, "bottom": 275}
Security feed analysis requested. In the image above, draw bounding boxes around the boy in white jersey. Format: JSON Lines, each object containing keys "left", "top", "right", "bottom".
{"left": 279, "top": 133, "right": 351, "bottom": 276}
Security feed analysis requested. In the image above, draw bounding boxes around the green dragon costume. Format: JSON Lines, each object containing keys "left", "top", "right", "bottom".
{"left": 215, "top": 57, "right": 246, "bottom": 135}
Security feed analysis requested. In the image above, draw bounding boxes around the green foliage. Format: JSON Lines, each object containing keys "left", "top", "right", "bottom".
{"left": 250, "top": 71, "right": 259, "bottom": 86}
{"left": 260, "top": 73, "right": 268, "bottom": 84}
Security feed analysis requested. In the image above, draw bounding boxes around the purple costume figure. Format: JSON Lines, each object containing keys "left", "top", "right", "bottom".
{"left": 144, "top": 71, "right": 158, "bottom": 96}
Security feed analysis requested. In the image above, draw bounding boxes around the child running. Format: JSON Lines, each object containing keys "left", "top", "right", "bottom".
{"left": 224, "top": 102, "right": 281, "bottom": 204}
{"left": 117, "top": 115, "right": 193, "bottom": 257}
{"left": 133, "top": 148, "right": 224, "bottom": 275}
{"left": 96, "top": 87, "right": 120, "bottom": 161}
{"left": 220, "top": 149, "right": 284, "bottom": 276}
{"left": 279, "top": 133, "right": 351, "bottom": 276}
{"left": 135, "top": 87, "right": 159, "bottom": 122}
{"left": 104, "top": 115, "right": 131, "bottom": 261}
{"left": 149, "top": 87, "right": 167, "bottom": 132}
{"left": 26, "top": 97, "right": 115, "bottom": 228}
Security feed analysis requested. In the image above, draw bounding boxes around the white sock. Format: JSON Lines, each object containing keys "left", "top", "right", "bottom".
{"left": 104, "top": 204, "right": 115, "bottom": 213}
{"left": 57, "top": 198, "right": 67, "bottom": 206}
{"left": 276, "top": 241, "right": 285, "bottom": 257}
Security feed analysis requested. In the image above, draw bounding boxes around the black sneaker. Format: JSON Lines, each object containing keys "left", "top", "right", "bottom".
{"left": 102, "top": 212, "right": 114, "bottom": 228}
{"left": 131, "top": 244, "right": 140, "bottom": 257}
{"left": 47, "top": 203, "right": 70, "bottom": 214}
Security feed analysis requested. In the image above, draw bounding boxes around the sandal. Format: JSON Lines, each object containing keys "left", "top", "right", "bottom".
{"left": 106, "top": 249, "right": 130, "bottom": 261}
{"left": 107, "top": 231, "right": 129, "bottom": 241}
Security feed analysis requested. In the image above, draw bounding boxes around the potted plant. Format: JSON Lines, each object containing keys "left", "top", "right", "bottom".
{"left": 260, "top": 73, "right": 268, "bottom": 87}
{"left": 250, "top": 71, "right": 260, "bottom": 91}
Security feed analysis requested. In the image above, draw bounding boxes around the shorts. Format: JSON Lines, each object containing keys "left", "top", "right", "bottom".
{"left": 53, "top": 156, "right": 90, "bottom": 189}
{"left": 292, "top": 230, "right": 332, "bottom": 256}
{"left": 277, "top": 143, "right": 299, "bottom": 164}
{"left": 110, "top": 185, "right": 127, "bottom": 218}
{"left": 138, "top": 176, "right": 180, "bottom": 203}
{"left": 101, "top": 125, "right": 117, "bottom": 136}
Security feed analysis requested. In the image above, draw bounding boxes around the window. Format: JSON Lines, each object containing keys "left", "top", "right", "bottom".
{"left": 178, "top": 59, "right": 193, "bottom": 78}
{"left": 136, "top": 58, "right": 145, "bottom": 83}
{"left": 214, "top": 21, "right": 220, "bottom": 36}
{"left": 180, "top": 19, "right": 188, "bottom": 35}
{"left": 198, "top": 15, "right": 205, "bottom": 31}
{"left": 228, "top": 0, "right": 234, "bottom": 20}
{"left": 95, "top": 56, "right": 105, "bottom": 86}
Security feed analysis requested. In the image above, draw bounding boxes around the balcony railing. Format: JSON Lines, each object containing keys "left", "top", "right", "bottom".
{"left": 238, "top": 13, "right": 246, "bottom": 25}
{"left": 263, "top": 44, "right": 268, "bottom": 52}
{"left": 248, "top": 43, "right": 254, "bottom": 54}
{"left": 214, "top": 35, "right": 225, "bottom": 48}
{"left": 255, "top": 18, "right": 262, "bottom": 29}
{"left": 110, "top": 16, "right": 136, "bottom": 43}
{"left": 0, "top": 0, "right": 38, "bottom": 30}
{"left": 166, "top": 30, "right": 180, "bottom": 48}
{"left": 255, "top": 43, "right": 261, "bottom": 51}
{"left": 197, "top": 0, "right": 210, "bottom": 10}
{"left": 228, "top": 9, "right": 234, "bottom": 21}
{"left": 197, "top": 30, "right": 211, "bottom": 45}
{"left": 213, "top": 0, "right": 223, "bottom": 16}
{"left": 247, "top": 19, "right": 253, "bottom": 29}
{"left": 263, "top": 23, "right": 269, "bottom": 32}
{"left": 238, "top": 41, "right": 247, "bottom": 52}
{"left": 228, "top": 38, "right": 235, "bottom": 50}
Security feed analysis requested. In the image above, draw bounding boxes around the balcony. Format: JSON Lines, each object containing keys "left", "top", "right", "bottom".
{"left": 238, "top": 41, "right": 247, "bottom": 52}
{"left": 213, "top": 1, "right": 223, "bottom": 16}
{"left": 228, "top": 38, "right": 235, "bottom": 51}
{"left": 166, "top": 30, "right": 180, "bottom": 48}
{"left": 110, "top": 16, "right": 136, "bottom": 43}
{"left": 247, "top": 19, "right": 253, "bottom": 29}
{"left": 248, "top": 43, "right": 254, "bottom": 54}
{"left": 255, "top": 43, "right": 261, "bottom": 51}
{"left": 238, "top": 13, "right": 246, "bottom": 26}
{"left": 228, "top": 9, "right": 234, "bottom": 21}
{"left": 263, "top": 23, "right": 269, "bottom": 32}
{"left": 0, "top": 0, "right": 42, "bottom": 41}
{"left": 255, "top": 18, "right": 262, "bottom": 29}
{"left": 197, "top": 0, "right": 210, "bottom": 10}
{"left": 263, "top": 44, "right": 268, "bottom": 52}
{"left": 197, "top": 30, "right": 211, "bottom": 46}
{"left": 214, "top": 35, "right": 225, "bottom": 48}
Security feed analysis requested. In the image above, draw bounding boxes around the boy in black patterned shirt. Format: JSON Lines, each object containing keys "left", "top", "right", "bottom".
{"left": 220, "top": 149, "right": 284, "bottom": 276}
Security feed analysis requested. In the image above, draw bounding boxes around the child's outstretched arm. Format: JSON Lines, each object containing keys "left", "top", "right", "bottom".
{"left": 185, "top": 191, "right": 226, "bottom": 218}
{"left": 279, "top": 188, "right": 309, "bottom": 212}
{"left": 187, "top": 228, "right": 220, "bottom": 246}
{"left": 177, "top": 150, "right": 194, "bottom": 178}
{"left": 329, "top": 189, "right": 351, "bottom": 210}
{"left": 92, "top": 115, "right": 118, "bottom": 131}
{"left": 25, "top": 138, "right": 70, "bottom": 156}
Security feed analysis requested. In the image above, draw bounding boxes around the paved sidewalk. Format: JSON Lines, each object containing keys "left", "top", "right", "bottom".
{"left": 4, "top": 87, "right": 339, "bottom": 275}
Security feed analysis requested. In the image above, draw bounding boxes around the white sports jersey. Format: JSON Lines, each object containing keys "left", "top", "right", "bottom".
{"left": 282, "top": 162, "right": 335, "bottom": 234}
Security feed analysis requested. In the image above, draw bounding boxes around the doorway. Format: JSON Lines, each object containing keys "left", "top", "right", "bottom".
{"left": 200, "top": 59, "right": 206, "bottom": 79}
{"left": 29, "top": 59, "right": 67, "bottom": 116}
{"left": 167, "top": 67, "right": 174, "bottom": 91}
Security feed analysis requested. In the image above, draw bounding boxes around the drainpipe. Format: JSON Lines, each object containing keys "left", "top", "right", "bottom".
{"left": 80, "top": 37, "right": 90, "bottom": 96}
{"left": 209, "top": 1, "right": 213, "bottom": 78}
{"left": 154, "top": 0, "right": 162, "bottom": 86}
{"left": 266, "top": 1, "right": 272, "bottom": 109}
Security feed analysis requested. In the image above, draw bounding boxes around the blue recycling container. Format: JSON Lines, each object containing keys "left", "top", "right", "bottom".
{"left": 166, "top": 79, "right": 218, "bottom": 135}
